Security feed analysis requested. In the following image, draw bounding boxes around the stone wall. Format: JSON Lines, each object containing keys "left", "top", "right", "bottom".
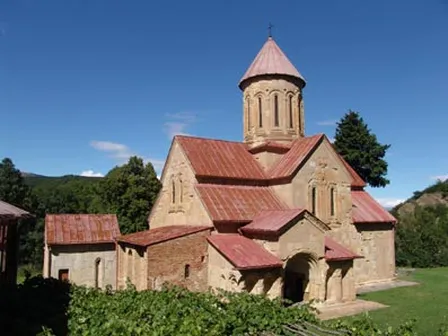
{"left": 354, "top": 223, "right": 396, "bottom": 285}
{"left": 48, "top": 243, "right": 116, "bottom": 289}
{"left": 146, "top": 229, "right": 211, "bottom": 292}
{"left": 116, "top": 243, "right": 148, "bottom": 290}
{"left": 148, "top": 141, "right": 213, "bottom": 229}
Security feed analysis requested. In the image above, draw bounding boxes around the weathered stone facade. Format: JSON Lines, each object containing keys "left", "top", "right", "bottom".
{"left": 44, "top": 243, "right": 117, "bottom": 289}
{"left": 116, "top": 228, "right": 211, "bottom": 292}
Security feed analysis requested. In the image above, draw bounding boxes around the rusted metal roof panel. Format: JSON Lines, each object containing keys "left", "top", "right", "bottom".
{"left": 45, "top": 214, "right": 121, "bottom": 245}
{"left": 196, "top": 184, "right": 285, "bottom": 222}
{"left": 0, "top": 200, "right": 32, "bottom": 220}
{"left": 351, "top": 191, "right": 397, "bottom": 224}
{"left": 239, "top": 37, "right": 306, "bottom": 86}
{"left": 241, "top": 209, "right": 305, "bottom": 234}
{"left": 325, "top": 237, "right": 361, "bottom": 261}
{"left": 116, "top": 225, "right": 212, "bottom": 247}
{"left": 177, "top": 136, "right": 267, "bottom": 181}
{"left": 268, "top": 134, "right": 323, "bottom": 179}
{"left": 208, "top": 234, "right": 282, "bottom": 270}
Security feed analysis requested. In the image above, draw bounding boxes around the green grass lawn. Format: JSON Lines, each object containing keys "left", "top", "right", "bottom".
{"left": 348, "top": 267, "right": 448, "bottom": 335}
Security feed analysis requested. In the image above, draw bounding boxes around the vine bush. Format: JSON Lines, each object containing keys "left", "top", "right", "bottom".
{"left": 0, "top": 276, "right": 444, "bottom": 335}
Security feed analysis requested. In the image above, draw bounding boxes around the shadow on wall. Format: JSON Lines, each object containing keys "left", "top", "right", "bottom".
{"left": 0, "top": 276, "right": 71, "bottom": 335}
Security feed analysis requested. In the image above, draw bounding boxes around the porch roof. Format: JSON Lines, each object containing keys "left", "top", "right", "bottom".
{"left": 325, "top": 237, "right": 361, "bottom": 261}
{"left": 0, "top": 200, "right": 32, "bottom": 221}
{"left": 207, "top": 234, "right": 282, "bottom": 271}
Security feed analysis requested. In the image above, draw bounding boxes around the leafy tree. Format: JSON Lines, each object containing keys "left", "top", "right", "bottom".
{"left": 100, "top": 156, "right": 161, "bottom": 234}
{"left": 333, "top": 110, "right": 391, "bottom": 188}
{"left": 0, "top": 158, "right": 30, "bottom": 207}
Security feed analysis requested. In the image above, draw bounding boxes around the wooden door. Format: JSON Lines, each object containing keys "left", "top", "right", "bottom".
{"left": 58, "top": 269, "right": 69, "bottom": 282}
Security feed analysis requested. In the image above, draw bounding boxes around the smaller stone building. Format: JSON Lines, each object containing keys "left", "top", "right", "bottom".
{"left": 116, "top": 225, "right": 212, "bottom": 291}
{"left": 43, "top": 214, "right": 120, "bottom": 289}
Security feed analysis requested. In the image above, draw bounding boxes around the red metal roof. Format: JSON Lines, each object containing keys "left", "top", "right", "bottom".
{"left": 196, "top": 184, "right": 286, "bottom": 222}
{"left": 269, "top": 134, "right": 323, "bottom": 179}
{"left": 351, "top": 191, "right": 397, "bottom": 224}
{"left": 45, "top": 214, "right": 121, "bottom": 245}
{"left": 0, "top": 200, "right": 32, "bottom": 220}
{"left": 338, "top": 155, "right": 367, "bottom": 188}
{"left": 176, "top": 135, "right": 267, "bottom": 181}
{"left": 240, "top": 209, "right": 305, "bottom": 235}
{"left": 325, "top": 237, "right": 361, "bottom": 261}
{"left": 207, "top": 234, "right": 282, "bottom": 270}
{"left": 239, "top": 37, "right": 306, "bottom": 87}
{"left": 117, "top": 225, "right": 212, "bottom": 247}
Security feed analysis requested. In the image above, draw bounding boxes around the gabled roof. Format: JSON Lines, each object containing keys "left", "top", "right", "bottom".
{"left": 351, "top": 191, "right": 397, "bottom": 224}
{"left": 240, "top": 209, "right": 305, "bottom": 235}
{"left": 268, "top": 134, "right": 324, "bottom": 179}
{"left": 196, "top": 184, "right": 285, "bottom": 222}
{"left": 117, "top": 225, "right": 212, "bottom": 247}
{"left": 338, "top": 155, "right": 367, "bottom": 188}
{"left": 325, "top": 237, "right": 361, "bottom": 261}
{"left": 176, "top": 135, "right": 267, "bottom": 182}
{"left": 207, "top": 234, "right": 282, "bottom": 270}
{"left": 45, "top": 214, "right": 120, "bottom": 245}
{"left": 0, "top": 200, "right": 32, "bottom": 220}
{"left": 239, "top": 37, "right": 306, "bottom": 88}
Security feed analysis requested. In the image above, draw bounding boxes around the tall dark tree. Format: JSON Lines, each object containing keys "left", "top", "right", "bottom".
{"left": 334, "top": 110, "right": 391, "bottom": 188}
{"left": 0, "top": 158, "right": 30, "bottom": 206}
{"left": 100, "top": 156, "right": 161, "bottom": 234}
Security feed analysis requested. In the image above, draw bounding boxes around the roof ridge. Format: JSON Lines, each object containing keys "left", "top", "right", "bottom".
{"left": 175, "top": 134, "right": 245, "bottom": 145}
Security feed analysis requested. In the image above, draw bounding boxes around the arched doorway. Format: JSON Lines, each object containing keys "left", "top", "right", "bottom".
{"left": 283, "top": 252, "right": 317, "bottom": 304}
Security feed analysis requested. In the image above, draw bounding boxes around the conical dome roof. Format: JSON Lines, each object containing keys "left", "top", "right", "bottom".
{"left": 239, "top": 37, "right": 306, "bottom": 88}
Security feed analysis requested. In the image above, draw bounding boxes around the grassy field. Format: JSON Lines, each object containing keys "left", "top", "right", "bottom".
{"left": 348, "top": 267, "right": 448, "bottom": 335}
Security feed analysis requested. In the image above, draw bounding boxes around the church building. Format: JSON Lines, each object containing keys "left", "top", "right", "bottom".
{"left": 116, "top": 35, "right": 397, "bottom": 305}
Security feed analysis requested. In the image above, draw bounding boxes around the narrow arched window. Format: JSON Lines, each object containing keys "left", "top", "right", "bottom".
{"left": 94, "top": 258, "right": 101, "bottom": 288}
{"left": 330, "top": 187, "right": 335, "bottom": 216}
{"left": 171, "top": 180, "right": 176, "bottom": 204}
{"left": 298, "top": 95, "right": 302, "bottom": 130}
{"left": 258, "top": 97, "right": 263, "bottom": 127}
{"left": 274, "top": 95, "right": 279, "bottom": 127}
{"left": 289, "top": 96, "right": 293, "bottom": 128}
{"left": 184, "top": 264, "right": 190, "bottom": 279}
{"left": 311, "top": 187, "right": 317, "bottom": 215}
{"left": 179, "top": 179, "right": 183, "bottom": 203}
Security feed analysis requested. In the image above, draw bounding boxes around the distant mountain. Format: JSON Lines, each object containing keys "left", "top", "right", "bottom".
{"left": 23, "top": 173, "right": 102, "bottom": 189}
{"left": 392, "top": 179, "right": 448, "bottom": 217}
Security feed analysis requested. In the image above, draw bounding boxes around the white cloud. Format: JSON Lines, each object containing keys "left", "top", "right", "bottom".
{"left": 90, "top": 141, "right": 135, "bottom": 162}
{"left": 375, "top": 198, "right": 405, "bottom": 208}
{"left": 164, "top": 112, "right": 196, "bottom": 138}
{"left": 317, "top": 120, "right": 337, "bottom": 126}
{"left": 431, "top": 175, "right": 448, "bottom": 182}
{"left": 80, "top": 170, "right": 104, "bottom": 177}
{"left": 89, "top": 140, "right": 165, "bottom": 174}
{"left": 329, "top": 137, "right": 335, "bottom": 143}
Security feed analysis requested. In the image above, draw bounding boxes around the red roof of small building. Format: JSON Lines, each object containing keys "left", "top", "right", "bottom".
{"left": 239, "top": 37, "right": 306, "bottom": 87}
{"left": 325, "top": 237, "right": 361, "bottom": 261}
{"left": 351, "top": 191, "right": 397, "bottom": 224}
{"left": 240, "top": 209, "right": 306, "bottom": 236}
{"left": 117, "top": 225, "right": 212, "bottom": 247}
{"left": 45, "top": 214, "right": 121, "bottom": 245}
{"left": 207, "top": 234, "right": 283, "bottom": 270}
{"left": 176, "top": 136, "right": 267, "bottom": 181}
{"left": 196, "top": 184, "right": 286, "bottom": 222}
{"left": 268, "top": 134, "right": 324, "bottom": 179}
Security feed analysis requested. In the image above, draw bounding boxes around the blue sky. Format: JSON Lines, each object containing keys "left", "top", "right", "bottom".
{"left": 1, "top": 0, "right": 448, "bottom": 207}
